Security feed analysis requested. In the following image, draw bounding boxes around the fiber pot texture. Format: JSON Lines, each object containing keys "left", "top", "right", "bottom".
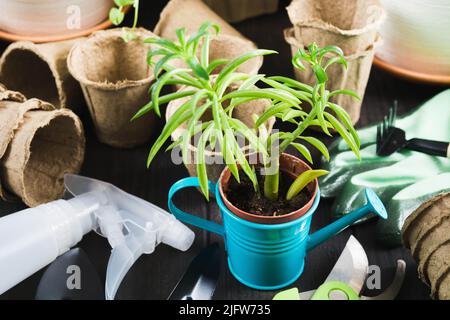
{"left": 287, "top": 0, "right": 385, "bottom": 55}
{"left": 219, "top": 153, "right": 318, "bottom": 224}
{"left": 0, "top": 84, "right": 27, "bottom": 201}
{"left": 68, "top": 28, "right": 158, "bottom": 148}
{"left": 402, "top": 193, "right": 450, "bottom": 300}
{"left": 203, "top": 0, "right": 279, "bottom": 23}
{"left": 166, "top": 87, "right": 275, "bottom": 185}
{"left": 285, "top": 28, "right": 377, "bottom": 124}
{"left": 0, "top": 82, "right": 25, "bottom": 103}
{"left": 0, "top": 97, "right": 85, "bottom": 207}
{"left": 0, "top": 39, "right": 84, "bottom": 109}
{"left": 206, "top": 35, "right": 262, "bottom": 75}
{"left": 155, "top": 0, "right": 244, "bottom": 40}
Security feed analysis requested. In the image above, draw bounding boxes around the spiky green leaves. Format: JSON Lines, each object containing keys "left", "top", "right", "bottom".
{"left": 136, "top": 22, "right": 361, "bottom": 204}
{"left": 293, "top": 43, "right": 347, "bottom": 84}
{"left": 286, "top": 170, "right": 329, "bottom": 201}
{"left": 257, "top": 43, "right": 361, "bottom": 201}
{"left": 286, "top": 42, "right": 361, "bottom": 160}
{"left": 139, "top": 23, "right": 290, "bottom": 199}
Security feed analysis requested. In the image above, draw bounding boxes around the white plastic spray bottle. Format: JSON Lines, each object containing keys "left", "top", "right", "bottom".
{"left": 0, "top": 174, "right": 195, "bottom": 299}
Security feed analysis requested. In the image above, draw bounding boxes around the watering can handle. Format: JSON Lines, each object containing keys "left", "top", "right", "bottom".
{"left": 168, "top": 177, "right": 225, "bottom": 237}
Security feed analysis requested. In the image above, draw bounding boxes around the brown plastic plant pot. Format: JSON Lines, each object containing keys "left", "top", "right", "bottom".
{"left": 219, "top": 153, "right": 319, "bottom": 225}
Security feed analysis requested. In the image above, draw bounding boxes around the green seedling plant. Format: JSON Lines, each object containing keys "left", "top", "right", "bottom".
{"left": 135, "top": 22, "right": 361, "bottom": 211}
{"left": 256, "top": 43, "right": 362, "bottom": 201}
{"left": 109, "top": 0, "right": 140, "bottom": 41}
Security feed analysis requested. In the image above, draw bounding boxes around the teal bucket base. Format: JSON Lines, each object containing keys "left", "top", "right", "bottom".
{"left": 228, "top": 257, "right": 305, "bottom": 291}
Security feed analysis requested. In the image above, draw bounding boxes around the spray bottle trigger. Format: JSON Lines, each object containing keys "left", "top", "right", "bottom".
{"left": 118, "top": 210, "right": 158, "bottom": 254}
{"left": 105, "top": 234, "right": 144, "bottom": 300}
{"left": 95, "top": 206, "right": 126, "bottom": 248}
{"left": 105, "top": 215, "right": 158, "bottom": 300}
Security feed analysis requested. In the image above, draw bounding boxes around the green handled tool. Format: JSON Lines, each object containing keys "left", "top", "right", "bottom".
{"left": 309, "top": 235, "right": 367, "bottom": 300}
{"left": 274, "top": 236, "right": 406, "bottom": 300}
{"left": 311, "top": 281, "right": 360, "bottom": 300}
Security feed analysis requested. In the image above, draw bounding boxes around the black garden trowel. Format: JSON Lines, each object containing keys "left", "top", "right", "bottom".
{"left": 35, "top": 248, "right": 103, "bottom": 300}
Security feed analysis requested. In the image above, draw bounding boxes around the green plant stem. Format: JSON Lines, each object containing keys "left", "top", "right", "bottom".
{"left": 279, "top": 109, "right": 317, "bottom": 153}
{"left": 262, "top": 103, "right": 318, "bottom": 201}
{"left": 132, "top": 0, "right": 139, "bottom": 29}
{"left": 263, "top": 167, "right": 279, "bottom": 201}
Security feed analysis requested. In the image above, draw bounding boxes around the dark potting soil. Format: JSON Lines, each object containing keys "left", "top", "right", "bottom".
{"left": 225, "top": 170, "right": 312, "bottom": 217}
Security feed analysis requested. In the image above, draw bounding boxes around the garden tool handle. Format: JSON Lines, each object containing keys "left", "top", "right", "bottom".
{"left": 311, "top": 281, "right": 360, "bottom": 300}
{"left": 406, "top": 138, "right": 450, "bottom": 158}
{"left": 168, "top": 177, "right": 225, "bottom": 237}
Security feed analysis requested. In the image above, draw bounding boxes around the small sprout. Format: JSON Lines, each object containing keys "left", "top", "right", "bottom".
{"left": 109, "top": 7, "right": 125, "bottom": 26}
{"left": 121, "top": 29, "right": 138, "bottom": 42}
{"left": 109, "top": 0, "right": 140, "bottom": 42}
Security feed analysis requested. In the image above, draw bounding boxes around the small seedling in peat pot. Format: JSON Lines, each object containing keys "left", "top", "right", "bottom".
{"left": 109, "top": 0, "right": 140, "bottom": 41}
{"left": 135, "top": 23, "right": 361, "bottom": 222}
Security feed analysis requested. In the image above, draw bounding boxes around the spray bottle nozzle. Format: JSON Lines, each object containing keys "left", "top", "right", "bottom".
{"left": 64, "top": 174, "right": 195, "bottom": 300}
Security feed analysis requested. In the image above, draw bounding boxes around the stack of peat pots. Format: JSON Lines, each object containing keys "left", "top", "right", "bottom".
{"left": 285, "top": 0, "right": 385, "bottom": 124}
{"left": 0, "top": 28, "right": 162, "bottom": 149}
{"left": 0, "top": 39, "right": 88, "bottom": 207}
{"left": 0, "top": 84, "right": 85, "bottom": 207}
{"left": 0, "top": 38, "right": 84, "bottom": 110}
{"left": 402, "top": 193, "right": 450, "bottom": 300}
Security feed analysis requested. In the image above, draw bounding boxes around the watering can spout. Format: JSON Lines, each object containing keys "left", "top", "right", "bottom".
{"left": 306, "top": 189, "right": 388, "bottom": 251}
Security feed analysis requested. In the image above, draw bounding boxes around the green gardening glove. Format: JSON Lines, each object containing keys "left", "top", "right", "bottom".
{"left": 319, "top": 90, "right": 450, "bottom": 247}
{"left": 331, "top": 154, "right": 450, "bottom": 216}
{"left": 320, "top": 145, "right": 411, "bottom": 198}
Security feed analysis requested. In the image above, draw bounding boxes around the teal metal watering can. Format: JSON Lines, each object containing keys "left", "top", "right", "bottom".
{"left": 168, "top": 177, "right": 387, "bottom": 290}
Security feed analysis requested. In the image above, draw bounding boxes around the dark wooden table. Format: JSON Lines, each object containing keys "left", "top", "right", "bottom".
{"left": 0, "top": 0, "right": 444, "bottom": 300}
